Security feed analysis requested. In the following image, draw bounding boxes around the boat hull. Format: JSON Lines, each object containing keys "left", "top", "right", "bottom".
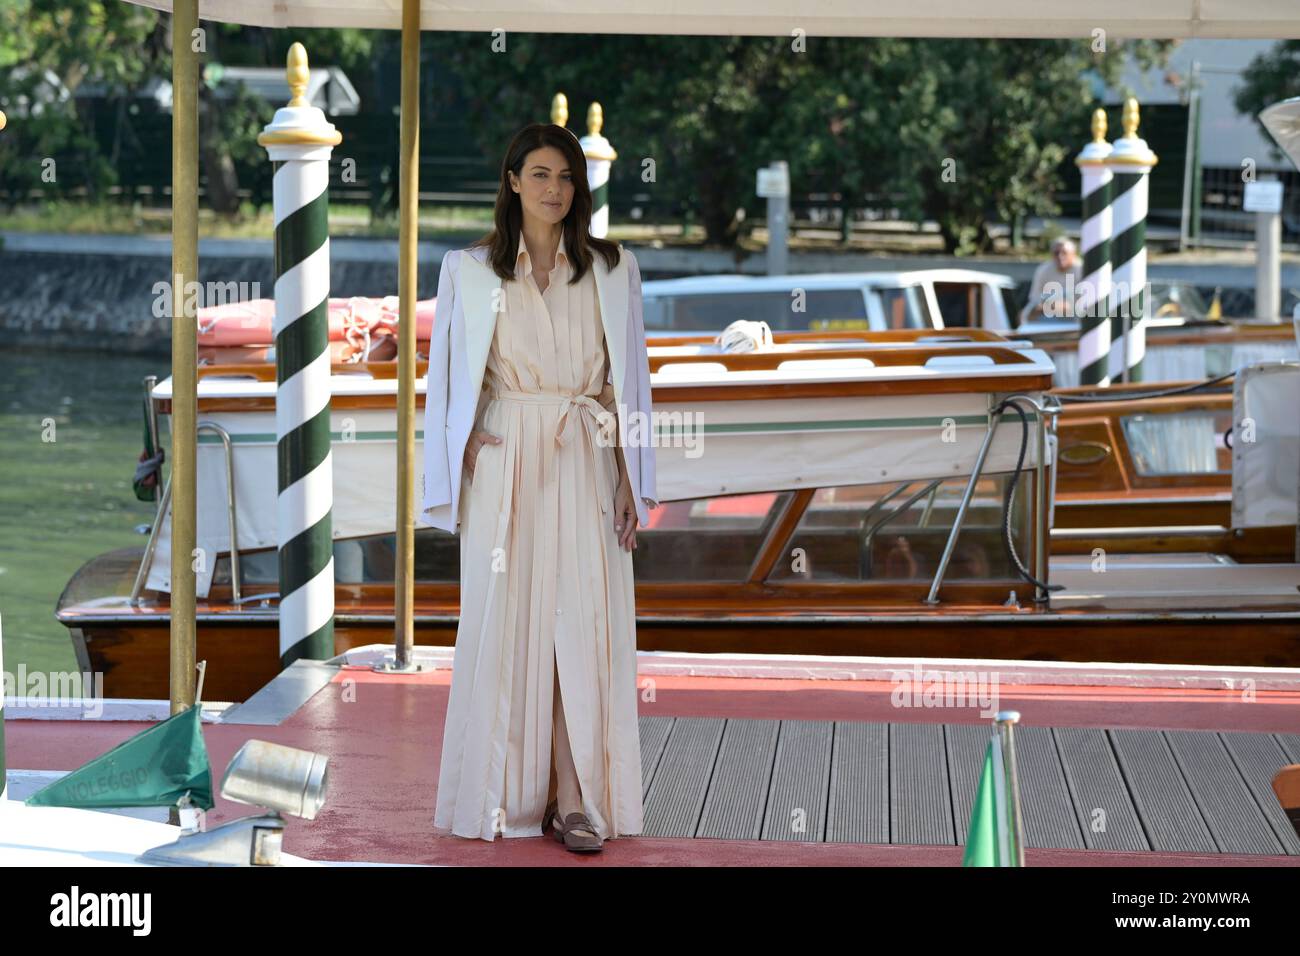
{"left": 66, "top": 609, "right": 1300, "bottom": 702}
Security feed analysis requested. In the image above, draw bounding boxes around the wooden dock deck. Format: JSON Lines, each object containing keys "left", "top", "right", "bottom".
{"left": 7, "top": 651, "right": 1300, "bottom": 866}
{"left": 638, "top": 716, "right": 1300, "bottom": 855}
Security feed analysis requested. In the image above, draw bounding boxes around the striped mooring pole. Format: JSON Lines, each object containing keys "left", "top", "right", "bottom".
{"left": 580, "top": 103, "right": 617, "bottom": 238}
{"left": 257, "top": 44, "right": 341, "bottom": 666}
{"left": 1107, "top": 97, "right": 1158, "bottom": 383}
{"left": 1075, "top": 109, "right": 1114, "bottom": 386}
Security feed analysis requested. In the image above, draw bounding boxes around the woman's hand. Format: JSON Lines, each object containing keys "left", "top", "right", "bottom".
{"left": 464, "top": 429, "right": 502, "bottom": 480}
{"left": 613, "top": 472, "right": 638, "bottom": 551}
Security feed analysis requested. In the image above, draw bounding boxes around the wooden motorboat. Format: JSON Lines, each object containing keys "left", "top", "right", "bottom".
{"left": 54, "top": 329, "right": 1300, "bottom": 701}
{"left": 642, "top": 269, "right": 1299, "bottom": 388}
{"left": 1025, "top": 318, "right": 1298, "bottom": 387}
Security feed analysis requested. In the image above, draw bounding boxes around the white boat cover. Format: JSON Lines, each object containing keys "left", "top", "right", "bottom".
{"left": 147, "top": 361, "right": 1052, "bottom": 596}
{"left": 124, "top": 0, "right": 1300, "bottom": 39}
{"left": 1232, "top": 362, "right": 1300, "bottom": 529}
{"left": 1048, "top": 339, "right": 1299, "bottom": 388}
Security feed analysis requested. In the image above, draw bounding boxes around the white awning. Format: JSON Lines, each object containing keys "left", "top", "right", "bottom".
{"left": 123, "top": 1, "right": 1300, "bottom": 40}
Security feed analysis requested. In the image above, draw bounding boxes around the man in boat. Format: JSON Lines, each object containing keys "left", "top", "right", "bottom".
{"left": 1020, "top": 237, "right": 1082, "bottom": 325}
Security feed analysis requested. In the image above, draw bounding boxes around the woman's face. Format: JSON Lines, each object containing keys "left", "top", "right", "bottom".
{"left": 509, "top": 145, "right": 575, "bottom": 227}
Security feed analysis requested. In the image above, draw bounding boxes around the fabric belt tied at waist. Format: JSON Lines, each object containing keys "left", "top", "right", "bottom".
{"left": 490, "top": 388, "right": 619, "bottom": 515}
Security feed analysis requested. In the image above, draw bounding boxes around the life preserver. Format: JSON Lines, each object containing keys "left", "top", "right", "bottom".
{"left": 196, "top": 297, "right": 437, "bottom": 355}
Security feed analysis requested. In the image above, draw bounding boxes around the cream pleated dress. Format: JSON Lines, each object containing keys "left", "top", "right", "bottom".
{"left": 432, "top": 232, "right": 644, "bottom": 842}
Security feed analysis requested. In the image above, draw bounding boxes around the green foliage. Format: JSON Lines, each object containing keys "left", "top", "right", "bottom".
{"left": 427, "top": 31, "right": 1171, "bottom": 252}
{"left": 0, "top": 0, "right": 163, "bottom": 203}
{"left": 1234, "top": 40, "right": 1300, "bottom": 164}
{"left": 0, "top": 6, "right": 1175, "bottom": 251}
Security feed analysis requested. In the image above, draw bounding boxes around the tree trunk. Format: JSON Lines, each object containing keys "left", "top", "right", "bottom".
{"left": 198, "top": 84, "right": 242, "bottom": 217}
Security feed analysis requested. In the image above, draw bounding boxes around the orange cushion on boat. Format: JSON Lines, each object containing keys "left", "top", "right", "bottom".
{"left": 197, "top": 297, "right": 437, "bottom": 347}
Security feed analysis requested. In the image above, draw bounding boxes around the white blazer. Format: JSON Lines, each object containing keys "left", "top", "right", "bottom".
{"left": 418, "top": 242, "right": 659, "bottom": 535}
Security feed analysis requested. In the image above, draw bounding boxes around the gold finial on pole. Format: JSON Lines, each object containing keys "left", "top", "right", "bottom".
{"left": 1090, "top": 108, "right": 1107, "bottom": 144}
{"left": 258, "top": 41, "right": 341, "bottom": 148}
{"left": 551, "top": 93, "right": 568, "bottom": 127}
{"left": 1122, "top": 96, "right": 1140, "bottom": 138}
{"left": 587, "top": 102, "right": 604, "bottom": 138}
{"left": 286, "top": 42, "right": 310, "bottom": 108}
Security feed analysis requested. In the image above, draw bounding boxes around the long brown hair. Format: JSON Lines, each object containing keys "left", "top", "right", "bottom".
{"left": 468, "top": 123, "right": 621, "bottom": 285}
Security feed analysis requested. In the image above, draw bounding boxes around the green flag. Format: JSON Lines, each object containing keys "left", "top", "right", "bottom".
{"left": 962, "top": 734, "right": 1016, "bottom": 867}
{"left": 25, "top": 704, "right": 214, "bottom": 810}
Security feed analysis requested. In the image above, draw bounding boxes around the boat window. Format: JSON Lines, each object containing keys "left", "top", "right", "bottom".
{"left": 766, "top": 476, "right": 1031, "bottom": 583}
{"left": 877, "top": 286, "right": 930, "bottom": 330}
{"left": 213, "top": 529, "right": 463, "bottom": 586}
{"left": 1121, "top": 410, "right": 1232, "bottom": 475}
{"left": 932, "top": 283, "right": 981, "bottom": 328}
{"left": 631, "top": 491, "right": 794, "bottom": 581}
{"left": 642, "top": 296, "right": 671, "bottom": 330}
{"left": 214, "top": 493, "right": 797, "bottom": 587}
{"left": 1002, "top": 287, "right": 1024, "bottom": 328}
{"left": 664, "top": 290, "right": 867, "bottom": 332}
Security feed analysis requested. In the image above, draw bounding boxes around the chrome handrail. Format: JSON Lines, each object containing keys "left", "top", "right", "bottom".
{"left": 918, "top": 481, "right": 940, "bottom": 527}
{"left": 130, "top": 469, "right": 173, "bottom": 604}
{"left": 924, "top": 393, "right": 1053, "bottom": 606}
{"left": 861, "top": 478, "right": 944, "bottom": 541}
{"left": 854, "top": 479, "right": 914, "bottom": 532}
{"left": 131, "top": 420, "right": 243, "bottom": 605}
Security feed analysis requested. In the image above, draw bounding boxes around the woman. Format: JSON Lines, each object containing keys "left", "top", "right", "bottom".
{"left": 420, "top": 123, "right": 657, "bottom": 852}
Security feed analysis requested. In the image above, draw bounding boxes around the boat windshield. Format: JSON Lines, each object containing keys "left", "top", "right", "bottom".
{"left": 875, "top": 286, "right": 931, "bottom": 330}
{"left": 213, "top": 475, "right": 1034, "bottom": 589}
{"left": 767, "top": 475, "right": 1031, "bottom": 583}
{"left": 213, "top": 490, "right": 798, "bottom": 586}
{"left": 646, "top": 289, "right": 868, "bottom": 332}
{"left": 1120, "top": 410, "right": 1232, "bottom": 475}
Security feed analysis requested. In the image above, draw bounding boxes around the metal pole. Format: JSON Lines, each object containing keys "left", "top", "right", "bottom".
{"left": 170, "top": 0, "right": 199, "bottom": 715}
{"left": 766, "top": 161, "right": 789, "bottom": 276}
{"left": 925, "top": 399, "right": 1005, "bottom": 605}
{"left": 995, "top": 711, "right": 1027, "bottom": 866}
{"left": 1255, "top": 175, "right": 1281, "bottom": 322}
{"left": 1033, "top": 400, "right": 1049, "bottom": 602}
{"left": 200, "top": 422, "right": 243, "bottom": 606}
{"left": 1178, "top": 63, "right": 1200, "bottom": 252}
{"left": 131, "top": 474, "right": 173, "bottom": 605}
{"left": 393, "top": 0, "right": 421, "bottom": 670}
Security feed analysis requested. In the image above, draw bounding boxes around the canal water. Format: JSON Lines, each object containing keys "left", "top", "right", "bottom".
{"left": 0, "top": 347, "right": 165, "bottom": 680}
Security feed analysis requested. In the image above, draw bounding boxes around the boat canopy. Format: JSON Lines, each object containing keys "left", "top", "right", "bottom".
{"left": 124, "top": 0, "right": 1300, "bottom": 39}
{"left": 1232, "top": 362, "right": 1300, "bottom": 530}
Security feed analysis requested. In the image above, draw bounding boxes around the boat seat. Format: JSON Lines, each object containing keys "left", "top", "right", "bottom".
{"left": 776, "top": 358, "right": 876, "bottom": 371}
{"left": 656, "top": 362, "right": 730, "bottom": 378}
{"left": 923, "top": 354, "right": 996, "bottom": 368}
